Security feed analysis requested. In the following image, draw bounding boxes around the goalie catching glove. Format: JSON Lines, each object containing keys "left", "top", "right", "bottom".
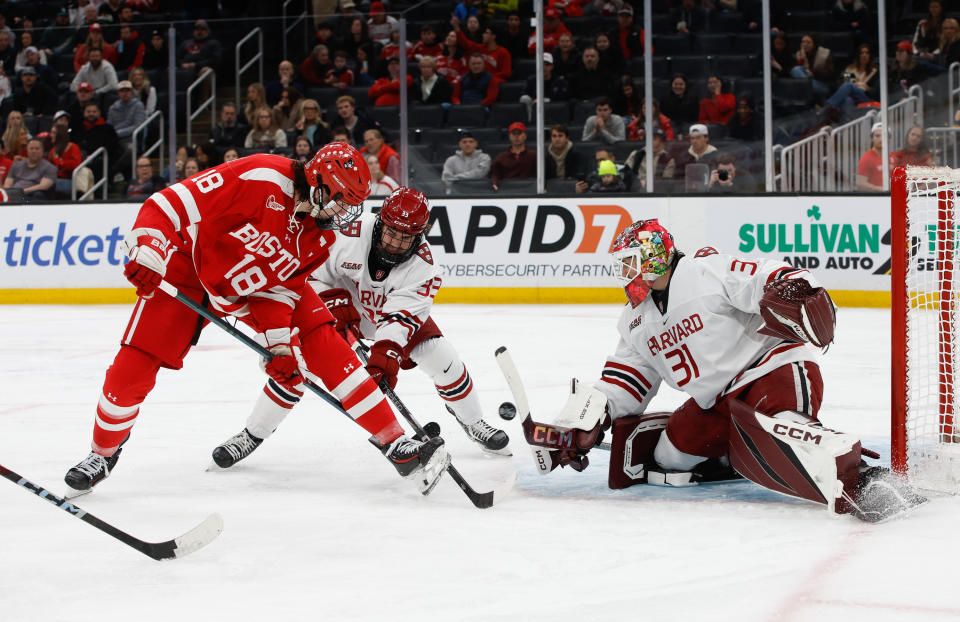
{"left": 758, "top": 277, "right": 836, "bottom": 348}
{"left": 256, "top": 327, "right": 306, "bottom": 391}
{"left": 366, "top": 340, "right": 402, "bottom": 390}
{"left": 538, "top": 379, "right": 610, "bottom": 473}
{"left": 319, "top": 288, "right": 361, "bottom": 339}
{"left": 123, "top": 232, "right": 170, "bottom": 298}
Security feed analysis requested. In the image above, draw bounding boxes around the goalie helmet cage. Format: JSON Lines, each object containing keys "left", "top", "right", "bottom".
{"left": 892, "top": 165, "right": 960, "bottom": 493}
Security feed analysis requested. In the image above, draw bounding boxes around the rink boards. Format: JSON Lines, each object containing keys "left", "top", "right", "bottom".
{"left": 0, "top": 195, "right": 891, "bottom": 306}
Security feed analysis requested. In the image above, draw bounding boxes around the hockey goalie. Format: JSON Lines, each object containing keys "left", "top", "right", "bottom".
{"left": 516, "top": 219, "right": 926, "bottom": 523}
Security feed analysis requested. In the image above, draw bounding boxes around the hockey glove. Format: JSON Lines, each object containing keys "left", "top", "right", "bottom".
{"left": 123, "top": 234, "right": 169, "bottom": 298}
{"left": 256, "top": 328, "right": 306, "bottom": 390}
{"left": 366, "top": 340, "right": 402, "bottom": 390}
{"left": 758, "top": 277, "right": 836, "bottom": 348}
{"left": 319, "top": 288, "right": 361, "bottom": 339}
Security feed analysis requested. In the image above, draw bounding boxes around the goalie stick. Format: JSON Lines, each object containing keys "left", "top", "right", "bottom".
{"left": 351, "top": 335, "right": 517, "bottom": 509}
{"left": 0, "top": 464, "right": 222, "bottom": 561}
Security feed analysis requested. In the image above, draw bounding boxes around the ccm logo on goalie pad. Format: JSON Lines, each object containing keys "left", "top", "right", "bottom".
{"left": 532, "top": 425, "right": 575, "bottom": 449}
{"left": 773, "top": 423, "right": 822, "bottom": 444}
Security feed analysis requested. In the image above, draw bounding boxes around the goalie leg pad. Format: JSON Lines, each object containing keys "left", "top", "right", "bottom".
{"left": 608, "top": 413, "right": 670, "bottom": 489}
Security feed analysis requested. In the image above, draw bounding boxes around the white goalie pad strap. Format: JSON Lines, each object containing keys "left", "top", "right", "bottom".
{"left": 553, "top": 379, "right": 608, "bottom": 431}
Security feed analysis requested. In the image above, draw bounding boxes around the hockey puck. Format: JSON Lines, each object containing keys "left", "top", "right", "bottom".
{"left": 423, "top": 421, "right": 441, "bottom": 438}
{"left": 498, "top": 402, "right": 517, "bottom": 420}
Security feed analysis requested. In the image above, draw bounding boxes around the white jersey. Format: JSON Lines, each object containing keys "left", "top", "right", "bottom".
{"left": 309, "top": 212, "right": 441, "bottom": 348}
{"left": 596, "top": 250, "right": 823, "bottom": 418}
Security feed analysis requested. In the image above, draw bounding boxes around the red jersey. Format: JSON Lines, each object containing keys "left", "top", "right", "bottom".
{"left": 456, "top": 30, "right": 512, "bottom": 80}
{"left": 132, "top": 154, "right": 336, "bottom": 331}
{"left": 857, "top": 149, "right": 883, "bottom": 187}
{"left": 527, "top": 22, "right": 572, "bottom": 56}
{"left": 412, "top": 41, "right": 443, "bottom": 59}
{"left": 436, "top": 56, "right": 467, "bottom": 83}
{"left": 698, "top": 93, "right": 736, "bottom": 124}
{"left": 890, "top": 149, "right": 932, "bottom": 168}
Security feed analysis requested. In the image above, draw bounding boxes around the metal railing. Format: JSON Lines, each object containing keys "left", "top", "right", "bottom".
{"left": 130, "top": 111, "right": 164, "bottom": 180}
{"left": 927, "top": 127, "right": 960, "bottom": 168}
{"left": 826, "top": 109, "right": 878, "bottom": 191}
{"left": 948, "top": 61, "right": 960, "bottom": 125}
{"left": 186, "top": 69, "right": 216, "bottom": 147}
{"left": 777, "top": 127, "right": 830, "bottom": 192}
{"left": 888, "top": 84, "right": 924, "bottom": 152}
{"left": 235, "top": 27, "right": 264, "bottom": 111}
{"left": 282, "top": 0, "right": 307, "bottom": 63}
{"left": 71, "top": 147, "right": 108, "bottom": 201}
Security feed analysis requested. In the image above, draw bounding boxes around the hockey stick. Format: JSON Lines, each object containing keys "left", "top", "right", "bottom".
{"left": 351, "top": 335, "right": 516, "bottom": 509}
{"left": 0, "top": 464, "right": 222, "bottom": 561}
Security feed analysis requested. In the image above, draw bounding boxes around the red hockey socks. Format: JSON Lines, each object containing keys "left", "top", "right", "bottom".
{"left": 92, "top": 346, "right": 161, "bottom": 456}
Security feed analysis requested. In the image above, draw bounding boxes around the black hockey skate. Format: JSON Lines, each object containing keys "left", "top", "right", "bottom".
{"left": 212, "top": 428, "right": 264, "bottom": 468}
{"left": 379, "top": 434, "right": 450, "bottom": 495}
{"left": 64, "top": 435, "right": 129, "bottom": 497}
{"left": 849, "top": 466, "right": 928, "bottom": 523}
{"left": 447, "top": 406, "right": 511, "bottom": 455}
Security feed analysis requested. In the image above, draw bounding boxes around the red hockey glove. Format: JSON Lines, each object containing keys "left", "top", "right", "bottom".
{"left": 758, "top": 278, "right": 836, "bottom": 348}
{"left": 319, "top": 288, "right": 361, "bottom": 339}
{"left": 123, "top": 234, "right": 169, "bottom": 298}
{"left": 366, "top": 340, "right": 402, "bottom": 390}
{"left": 257, "top": 328, "right": 305, "bottom": 390}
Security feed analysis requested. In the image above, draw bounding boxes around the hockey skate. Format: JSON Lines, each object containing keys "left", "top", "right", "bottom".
{"left": 63, "top": 436, "right": 129, "bottom": 497}
{"left": 447, "top": 406, "right": 511, "bottom": 455}
{"left": 211, "top": 428, "right": 264, "bottom": 468}
{"left": 848, "top": 465, "right": 928, "bottom": 523}
{"left": 380, "top": 434, "right": 450, "bottom": 495}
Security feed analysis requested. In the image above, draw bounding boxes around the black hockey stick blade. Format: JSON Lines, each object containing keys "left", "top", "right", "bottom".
{"left": 1, "top": 464, "right": 223, "bottom": 561}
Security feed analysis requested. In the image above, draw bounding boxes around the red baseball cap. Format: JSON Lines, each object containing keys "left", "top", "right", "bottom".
{"left": 370, "top": 1, "right": 385, "bottom": 14}
{"left": 545, "top": 7, "right": 559, "bottom": 18}
{"left": 89, "top": 23, "right": 101, "bottom": 32}
{"left": 897, "top": 40, "right": 913, "bottom": 52}
{"left": 78, "top": 82, "right": 93, "bottom": 92}
{"left": 508, "top": 121, "right": 526, "bottom": 133}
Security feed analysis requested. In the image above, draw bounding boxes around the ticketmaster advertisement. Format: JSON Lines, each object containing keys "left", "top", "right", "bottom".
{"left": 0, "top": 196, "right": 890, "bottom": 305}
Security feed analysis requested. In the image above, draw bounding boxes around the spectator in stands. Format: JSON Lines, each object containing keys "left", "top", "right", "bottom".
{"left": 12, "top": 67, "right": 56, "bottom": 118}
{"left": 208, "top": 101, "right": 249, "bottom": 159}
{"left": 595, "top": 32, "right": 624, "bottom": 76}
{"left": 71, "top": 48, "right": 118, "bottom": 95}
{"left": 178, "top": 19, "right": 222, "bottom": 77}
{"left": 126, "top": 156, "right": 166, "bottom": 199}
{"left": 582, "top": 96, "right": 625, "bottom": 144}
{"left": 0, "top": 65, "right": 10, "bottom": 104}
{"left": 293, "top": 136, "right": 314, "bottom": 163}
{"left": 272, "top": 86, "right": 305, "bottom": 132}
{"left": 520, "top": 53, "right": 568, "bottom": 118}
{"left": 368, "top": 56, "right": 413, "bottom": 106}
{"left": 367, "top": 1, "right": 398, "bottom": 45}
{"left": 412, "top": 24, "right": 442, "bottom": 60}
{"left": 325, "top": 51, "right": 355, "bottom": 90}
{"left": 452, "top": 53, "right": 499, "bottom": 106}
{"left": 824, "top": 44, "right": 878, "bottom": 118}
{"left": 0, "top": 13, "right": 13, "bottom": 42}
{"left": 454, "top": 0, "right": 482, "bottom": 22}
{"left": 0, "top": 147, "right": 13, "bottom": 184}
{"left": 67, "top": 83, "right": 96, "bottom": 135}
{"left": 142, "top": 30, "right": 168, "bottom": 71}
{"left": 545, "top": 124, "right": 584, "bottom": 181}
{"left": 614, "top": 74, "right": 642, "bottom": 120}
{"left": 0, "top": 32, "right": 15, "bottom": 77}
{"left": 129, "top": 67, "right": 157, "bottom": 115}
{"left": 463, "top": 15, "right": 483, "bottom": 45}
{"left": 831, "top": 0, "right": 870, "bottom": 45}
{"left": 194, "top": 143, "right": 218, "bottom": 171}
{"left": 501, "top": 12, "right": 529, "bottom": 61}
{"left": 174, "top": 145, "right": 195, "bottom": 179}
{"left": 453, "top": 18, "right": 512, "bottom": 81}
{"left": 675, "top": 123, "right": 718, "bottom": 177}
{"left": 856, "top": 122, "right": 884, "bottom": 192}
{"left": 300, "top": 45, "right": 333, "bottom": 85}
{"left": 295, "top": 99, "right": 330, "bottom": 147}
{"left": 74, "top": 24, "right": 116, "bottom": 73}
{"left": 340, "top": 18, "right": 371, "bottom": 61}
{"left": 614, "top": 5, "right": 645, "bottom": 60}
{"left": 709, "top": 153, "right": 759, "bottom": 193}
{"left": 330, "top": 125, "right": 351, "bottom": 143}
{"left": 791, "top": 34, "right": 835, "bottom": 103}
{"left": 4, "top": 138, "right": 56, "bottom": 201}
{"left": 491, "top": 121, "right": 536, "bottom": 191}
{"left": 671, "top": 0, "right": 707, "bottom": 34}
{"left": 891, "top": 41, "right": 929, "bottom": 93}
{"left": 244, "top": 83, "right": 268, "bottom": 127}
{"left": 2, "top": 111, "right": 28, "bottom": 161}
{"left": 108, "top": 80, "right": 147, "bottom": 147}
{"left": 699, "top": 74, "right": 736, "bottom": 125}
{"left": 411, "top": 56, "right": 453, "bottom": 104}
{"left": 182, "top": 157, "right": 200, "bottom": 179}
{"left": 914, "top": 1, "right": 944, "bottom": 58}
{"left": 223, "top": 147, "right": 240, "bottom": 162}
{"left": 890, "top": 125, "right": 932, "bottom": 168}
{"left": 437, "top": 31, "right": 467, "bottom": 83}
{"left": 40, "top": 9, "right": 75, "bottom": 57}
{"left": 98, "top": 0, "right": 126, "bottom": 25}
{"left": 332, "top": 0, "right": 364, "bottom": 41}
{"left": 571, "top": 46, "right": 614, "bottom": 101}
{"left": 575, "top": 148, "right": 630, "bottom": 193}
{"left": 770, "top": 33, "right": 792, "bottom": 79}
{"left": 19, "top": 46, "right": 57, "bottom": 89}
{"left": 335, "top": 94, "right": 378, "bottom": 145}
{"left": 366, "top": 152, "right": 399, "bottom": 196}
{"left": 47, "top": 112, "right": 83, "bottom": 197}
{"left": 245, "top": 107, "right": 287, "bottom": 149}
{"left": 552, "top": 32, "right": 579, "bottom": 78}
{"left": 115, "top": 25, "right": 145, "bottom": 72}
{"left": 78, "top": 103, "right": 118, "bottom": 165}
{"left": 625, "top": 128, "right": 676, "bottom": 188}
{"left": 14, "top": 38, "right": 47, "bottom": 75}
{"left": 583, "top": 159, "right": 627, "bottom": 193}
{"left": 726, "top": 95, "right": 762, "bottom": 141}
{"left": 380, "top": 28, "right": 413, "bottom": 62}
{"left": 935, "top": 18, "right": 960, "bottom": 68}
{"left": 627, "top": 97, "right": 675, "bottom": 141}
{"left": 266, "top": 60, "right": 306, "bottom": 107}
{"left": 527, "top": 7, "right": 571, "bottom": 55}
{"left": 442, "top": 130, "right": 491, "bottom": 185}
{"left": 361, "top": 128, "right": 401, "bottom": 180}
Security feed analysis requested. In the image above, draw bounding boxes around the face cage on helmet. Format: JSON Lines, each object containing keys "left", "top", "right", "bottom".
{"left": 310, "top": 186, "right": 364, "bottom": 231}
{"left": 372, "top": 218, "right": 421, "bottom": 267}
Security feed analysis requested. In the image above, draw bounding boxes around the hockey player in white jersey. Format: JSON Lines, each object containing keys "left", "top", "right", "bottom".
{"left": 525, "top": 219, "right": 925, "bottom": 522}
{"left": 213, "top": 186, "right": 509, "bottom": 467}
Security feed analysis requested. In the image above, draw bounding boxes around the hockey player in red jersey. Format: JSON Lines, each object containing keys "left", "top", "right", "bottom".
{"left": 211, "top": 187, "right": 510, "bottom": 468}
{"left": 523, "top": 219, "right": 926, "bottom": 523}
{"left": 64, "top": 144, "right": 449, "bottom": 496}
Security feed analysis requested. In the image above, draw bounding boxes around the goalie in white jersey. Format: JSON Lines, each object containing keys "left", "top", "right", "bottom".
{"left": 212, "top": 187, "right": 510, "bottom": 467}
{"left": 534, "top": 219, "right": 925, "bottom": 522}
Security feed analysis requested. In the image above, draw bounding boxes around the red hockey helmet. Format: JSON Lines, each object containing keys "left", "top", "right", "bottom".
{"left": 610, "top": 219, "right": 676, "bottom": 285}
{"left": 304, "top": 142, "right": 371, "bottom": 229}
{"left": 372, "top": 187, "right": 431, "bottom": 267}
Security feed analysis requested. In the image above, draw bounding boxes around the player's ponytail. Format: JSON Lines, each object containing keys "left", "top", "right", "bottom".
{"left": 290, "top": 160, "right": 310, "bottom": 204}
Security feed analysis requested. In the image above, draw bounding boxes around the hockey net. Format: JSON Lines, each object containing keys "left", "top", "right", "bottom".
{"left": 892, "top": 165, "right": 960, "bottom": 493}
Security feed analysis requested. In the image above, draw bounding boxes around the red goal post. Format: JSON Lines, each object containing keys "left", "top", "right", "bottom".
{"left": 892, "top": 165, "right": 960, "bottom": 493}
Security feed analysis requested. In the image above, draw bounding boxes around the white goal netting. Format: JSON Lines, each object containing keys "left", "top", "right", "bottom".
{"left": 900, "top": 166, "right": 960, "bottom": 493}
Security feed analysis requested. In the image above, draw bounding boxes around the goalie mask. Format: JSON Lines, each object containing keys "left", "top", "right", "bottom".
{"left": 610, "top": 219, "right": 676, "bottom": 304}
{"left": 372, "top": 187, "right": 431, "bottom": 267}
{"left": 303, "top": 142, "right": 371, "bottom": 231}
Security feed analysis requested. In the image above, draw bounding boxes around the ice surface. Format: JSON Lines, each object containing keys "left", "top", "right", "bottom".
{"left": 1, "top": 304, "right": 959, "bottom": 621}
